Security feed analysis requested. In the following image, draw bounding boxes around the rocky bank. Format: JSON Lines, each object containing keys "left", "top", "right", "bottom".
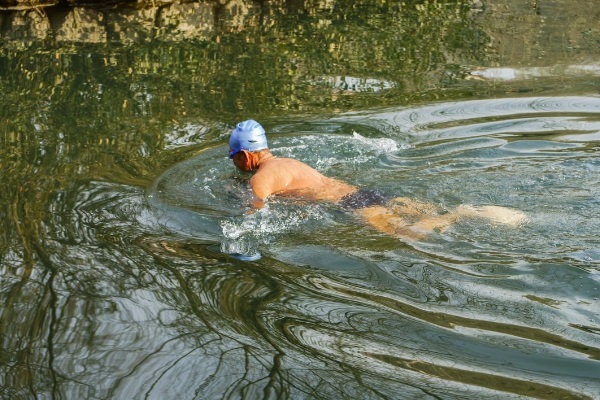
{"left": 0, "top": 0, "right": 281, "bottom": 43}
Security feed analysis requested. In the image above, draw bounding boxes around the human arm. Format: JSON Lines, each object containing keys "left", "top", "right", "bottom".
{"left": 248, "top": 173, "right": 275, "bottom": 209}
{"left": 248, "top": 164, "right": 290, "bottom": 208}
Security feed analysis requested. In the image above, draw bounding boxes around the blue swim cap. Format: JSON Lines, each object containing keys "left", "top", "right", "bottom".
{"left": 228, "top": 120, "right": 268, "bottom": 158}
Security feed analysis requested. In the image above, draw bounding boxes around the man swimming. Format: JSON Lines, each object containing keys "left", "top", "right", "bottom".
{"left": 228, "top": 119, "right": 526, "bottom": 238}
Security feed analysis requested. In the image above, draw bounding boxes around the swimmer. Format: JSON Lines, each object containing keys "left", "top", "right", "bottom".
{"left": 228, "top": 120, "right": 526, "bottom": 239}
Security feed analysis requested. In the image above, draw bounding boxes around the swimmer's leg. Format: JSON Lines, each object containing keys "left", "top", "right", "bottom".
{"left": 454, "top": 205, "right": 527, "bottom": 227}
{"left": 387, "top": 197, "right": 459, "bottom": 233}
{"left": 386, "top": 197, "right": 527, "bottom": 227}
{"left": 356, "top": 205, "right": 427, "bottom": 240}
{"left": 356, "top": 200, "right": 453, "bottom": 239}
{"left": 357, "top": 197, "right": 526, "bottom": 239}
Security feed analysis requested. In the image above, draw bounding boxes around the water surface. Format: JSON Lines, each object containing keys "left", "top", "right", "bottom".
{"left": 2, "top": 1, "right": 600, "bottom": 399}
{"left": 150, "top": 97, "right": 600, "bottom": 398}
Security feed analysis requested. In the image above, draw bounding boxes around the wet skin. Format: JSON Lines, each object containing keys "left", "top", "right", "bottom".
{"left": 231, "top": 148, "right": 526, "bottom": 238}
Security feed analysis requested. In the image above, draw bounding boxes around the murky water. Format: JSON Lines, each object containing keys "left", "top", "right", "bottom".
{"left": 2, "top": 1, "right": 600, "bottom": 399}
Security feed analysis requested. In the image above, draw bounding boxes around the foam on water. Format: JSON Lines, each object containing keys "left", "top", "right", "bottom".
{"left": 351, "top": 131, "right": 400, "bottom": 153}
{"left": 220, "top": 202, "right": 332, "bottom": 257}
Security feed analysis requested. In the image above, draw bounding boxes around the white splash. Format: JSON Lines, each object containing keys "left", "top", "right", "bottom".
{"left": 220, "top": 204, "right": 326, "bottom": 255}
{"left": 352, "top": 131, "right": 401, "bottom": 154}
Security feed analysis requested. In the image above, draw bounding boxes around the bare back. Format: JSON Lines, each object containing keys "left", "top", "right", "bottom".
{"left": 250, "top": 157, "right": 356, "bottom": 203}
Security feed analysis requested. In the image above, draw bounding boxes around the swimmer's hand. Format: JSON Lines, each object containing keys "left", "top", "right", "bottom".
{"left": 243, "top": 195, "right": 265, "bottom": 214}
{"left": 249, "top": 192, "right": 267, "bottom": 210}
{"left": 252, "top": 197, "right": 266, "bottom": 209}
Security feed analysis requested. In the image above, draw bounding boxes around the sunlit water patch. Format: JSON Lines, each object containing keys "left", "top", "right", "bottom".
{"left": 470, "top": 64, "right": 600, "bottom": 81}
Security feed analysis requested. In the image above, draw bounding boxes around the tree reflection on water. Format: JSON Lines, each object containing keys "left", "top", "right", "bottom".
{"left": 1, "top": 0, "right": 600, "bottom": 398}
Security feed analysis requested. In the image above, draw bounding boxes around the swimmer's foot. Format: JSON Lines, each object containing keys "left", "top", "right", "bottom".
{"left": 457, "top": 205, "right": 527, "bottom": 227}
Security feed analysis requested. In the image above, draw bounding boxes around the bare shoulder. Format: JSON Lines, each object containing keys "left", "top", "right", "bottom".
{"left": 249, "top": 157, "right": 302, "bottom": 199}
{"left": 258, "top": 157, "right": 323, "bottom": 178}
{"left": 266, "top": 157, "right": 316, "bottom": 170}
{"left": 250, "top": 156, "right": 356, "bottom": 203}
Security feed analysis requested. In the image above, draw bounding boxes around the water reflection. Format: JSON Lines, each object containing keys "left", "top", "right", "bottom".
{"left": 3, "top": 96, "right": 600, "bottom": 398}
{"left": 147, "top": 97, "right": 600, "bottom": 398}
{"left": 2, "top": 0, "right": 600, "bottom": 398}
{"left": 471, "top": 64, "right": 600, "bottom": 81}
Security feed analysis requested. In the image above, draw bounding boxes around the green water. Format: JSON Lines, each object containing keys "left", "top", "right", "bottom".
{"left": 1, "top": 1, "right": 600, "bottom": 399}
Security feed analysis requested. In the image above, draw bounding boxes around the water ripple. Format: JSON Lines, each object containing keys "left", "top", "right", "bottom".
{"left": 352, "top": 96, "right": 600, "bottom": 134}
{"left": 55, "top": 96, "right": 600, "bottom": 399}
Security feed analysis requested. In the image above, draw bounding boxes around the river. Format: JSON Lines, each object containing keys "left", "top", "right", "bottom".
{"left": 1, "top": 1, "right": 599, "bottom": 399}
